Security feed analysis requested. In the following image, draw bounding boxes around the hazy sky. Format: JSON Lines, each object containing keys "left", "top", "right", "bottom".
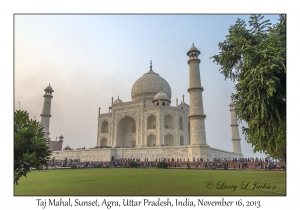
{"left": 15, "top": 14, "right": 281, "bottom": 158}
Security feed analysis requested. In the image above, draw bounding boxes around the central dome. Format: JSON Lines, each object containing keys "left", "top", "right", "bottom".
{"left": 131, "top": 70, "right": 171, "bottom": 101}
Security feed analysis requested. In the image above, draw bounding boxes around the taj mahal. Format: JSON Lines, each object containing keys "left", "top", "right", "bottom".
{"left": 49, "top": 44, "right": 243, "bottom": 162}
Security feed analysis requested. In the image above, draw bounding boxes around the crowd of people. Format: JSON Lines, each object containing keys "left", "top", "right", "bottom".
{"left": 47, "top": 156, "right": 285, "bottom": 170}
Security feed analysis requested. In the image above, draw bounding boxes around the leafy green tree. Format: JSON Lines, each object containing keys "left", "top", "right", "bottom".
{"left": 211, "top": 14, "right": 286, "bottom": 161}
{"left": 14, "top": 110, "right": 52, "bottom": 184}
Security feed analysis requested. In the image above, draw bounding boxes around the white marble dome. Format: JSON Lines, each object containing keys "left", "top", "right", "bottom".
{"left": 64, "top": 145, "right": 71, "bottom": 150}
{"left": 131, "top": 70, "right": 171, "bottom": 101}
{"left": 154, "top": 90, "right": 170, "bottom": 101}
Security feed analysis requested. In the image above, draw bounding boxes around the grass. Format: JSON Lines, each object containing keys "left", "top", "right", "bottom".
{"left": 14, "top": 168, "right": 286, "bottom": 196}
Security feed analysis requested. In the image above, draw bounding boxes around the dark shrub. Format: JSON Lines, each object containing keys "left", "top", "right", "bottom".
{"left": 129, "top": 162, "right": 139, "bottom": 168}
{"left": 71, "top": 164, "right": 77, "bottom": 169}
{"left": 157, "top": 162, "right": 168, "bottom": 169}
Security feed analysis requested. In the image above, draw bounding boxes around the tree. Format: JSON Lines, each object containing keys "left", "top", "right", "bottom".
{"left": 14, "top": 110, "right": 52, "bottom": 184}
{"left": 211, "top": 14, "right": 286, "bottom": 161}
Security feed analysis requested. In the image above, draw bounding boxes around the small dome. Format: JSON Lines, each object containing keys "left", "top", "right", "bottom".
{"left": 64, "top": 145, "right": 71, "bottom": 150}
{"left": 154, "top": 90, "right": 170, "bottom": 101}
{"left": 187, "top": 43, "right": 200, "bottom": 56}
{"left": 113, "top": 98, "right": 123, "bottom": 104}
{"left": 189, "top": 45, "right": 198, "bottom": 51}
{"left": 44, "top": 84, "right": 54, "bottom": 92}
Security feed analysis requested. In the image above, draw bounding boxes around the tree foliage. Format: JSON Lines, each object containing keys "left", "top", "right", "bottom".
{"left": 128, "top": 161, "right": 139, "bottom": 168}
{"left": 211, "top": 14, "right": 286, "bottom": 161}
{"left": 14, "top": 110, "right": 52, "bottom": 184}
{"left": 157, "top": 162, "right": 168, "bottom": 169}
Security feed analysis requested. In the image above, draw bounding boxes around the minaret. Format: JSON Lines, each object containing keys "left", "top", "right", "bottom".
{"left": 59, "top": 134, "right": 64, "bottom": 142}
{"left": 58, "top": 134, "right": 64, "bottom": 151}
{"left": 187, "top": 43, "right": 207, "bottom": 145}
{"left": 40, "top": 84, "right": 54, "bottom": 140}
{"left": 97, "top": 107, "right": 101, "bottom": 146}
{"left": 229, "top": 102, "right": 243, "bottom": 156}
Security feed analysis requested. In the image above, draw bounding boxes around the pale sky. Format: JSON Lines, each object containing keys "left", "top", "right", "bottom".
{"left": 14, "top": 14, "right": 283, "bottom": 158}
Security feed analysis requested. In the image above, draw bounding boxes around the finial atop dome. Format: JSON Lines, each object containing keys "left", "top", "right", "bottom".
{"left": 189, "top": 43, "right": 199, "bottom": 51}
{"left": 150, "top": 60, "right": 152, "bottom": 71}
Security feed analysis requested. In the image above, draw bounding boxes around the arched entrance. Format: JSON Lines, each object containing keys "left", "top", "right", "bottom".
{"left": 147, "top": 134, "right": 156, "bottom": 147}
{"left": 164, "top": 114, "right": 174, "bottom": 129}
{"left": 100, "top": 137, "right": 107, "bottom": 146}
{"left": 179, "top": 117, "right": 183, "bottom": 130}
{"left": 147, "top": 115, "right": 156, "bottom": 129}
{"left": 101, "top": 121, "right": 108, "bottom": 133}
{"left": 117, "top": 116, "right": 136, "bottom": 147}
{"left": 131, "top": 140, "right": 136, "bottom": 148}
{"left": 180, "top": 135, "right": 184, "bottom": 146}
{"left": 164, "top": 134, "right": 174, "bottom": 146}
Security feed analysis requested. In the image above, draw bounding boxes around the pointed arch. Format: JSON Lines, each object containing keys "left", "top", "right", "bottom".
{"left": 100, "top": 137, "right": 107, "bottom": 146}
{"left": 164, "top": 114, "right": 174, "bottom": 129}
{"left": 180, "top": 135, "right": 184, "bottom": 146}
{"left": 117, "top": 116, "right": 136, "bottom": 147}
{"left": 147, "top": 115, "right": 156, "bottom": 129}
{"left": 179, "top": 117, "right": 183, "bottom": 130}
{"left": 147, "top": 134, "right": 156, "bottom": 147}
{"left": 101, "top": 120, "right": 108, "bottom": 133}
{"left": 164, "top": 133, "right": 174, "bottom": 146}
{"left": 131, "top": 140, "right": 136, "bottom": 148}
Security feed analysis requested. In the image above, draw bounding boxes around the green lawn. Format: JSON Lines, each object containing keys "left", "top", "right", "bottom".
{"left": 14, "top": 168, "right": 286, "bottom": 196}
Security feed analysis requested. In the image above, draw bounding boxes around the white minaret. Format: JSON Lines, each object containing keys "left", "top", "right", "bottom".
{"left": 229, "top": 101, "right": 243, "bottom": 156}
{"left": 97, "top": 106, "right": 101, "bottom": 146}
{"left": 40, "top": 84, "right": 54, "bottom": 140}
{"left": 187, "top": 44, "right": 207, "bottom": 146}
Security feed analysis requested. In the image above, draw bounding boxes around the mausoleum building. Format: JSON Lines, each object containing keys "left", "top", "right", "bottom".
{"left": 50, "top": 44, "right": 243, "bottom": 161}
